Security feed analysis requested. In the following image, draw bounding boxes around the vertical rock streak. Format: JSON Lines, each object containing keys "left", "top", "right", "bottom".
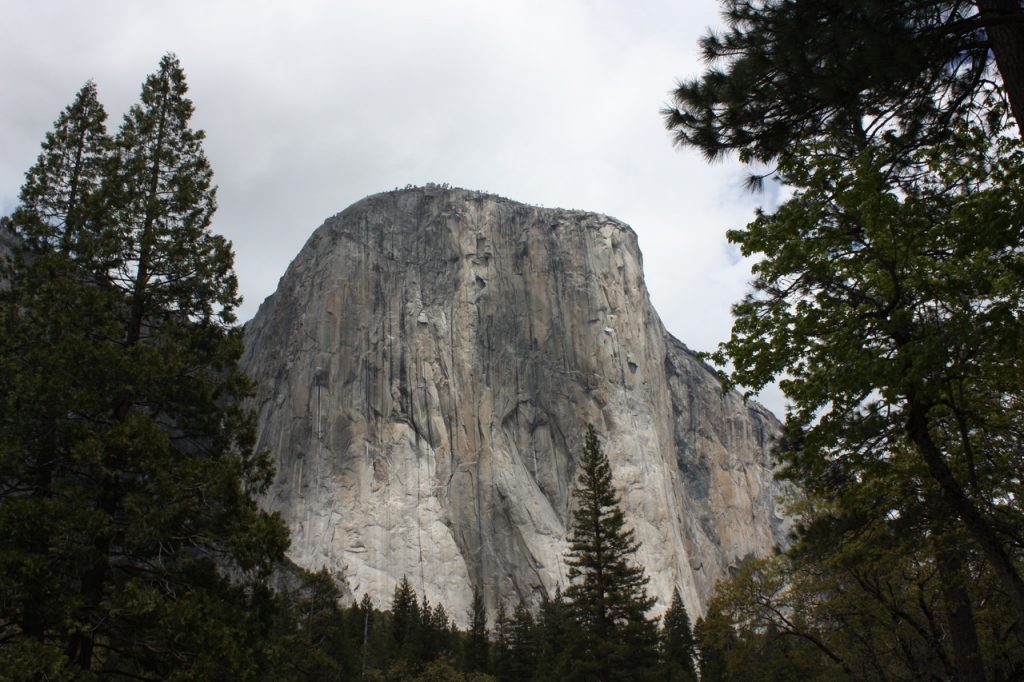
{"left": 241, "top": 186, "right": 787, "bottom": 625}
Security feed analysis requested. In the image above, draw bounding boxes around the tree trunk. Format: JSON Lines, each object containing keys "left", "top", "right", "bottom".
{"left": 934, "top": 536, "right": 987, "bottom": 682}
{"left": 907, "top": 402, "right": 1024, "bottom": 631}
{"left": 977, "top": 0, "right": 1024, "bottom": 134}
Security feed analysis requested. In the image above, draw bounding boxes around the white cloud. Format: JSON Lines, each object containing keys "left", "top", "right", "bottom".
{"left": 0, "top": 0, "right": 787, "bottom": 416}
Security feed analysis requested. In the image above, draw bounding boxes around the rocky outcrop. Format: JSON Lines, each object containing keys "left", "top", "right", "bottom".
{"left": 241, "top": 186, "right": 787, "bottom": 625}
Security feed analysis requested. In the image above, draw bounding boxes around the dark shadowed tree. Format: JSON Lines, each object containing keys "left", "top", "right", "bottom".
{"left": 11, "top": 81, "right": 109, "bottom": 256}
{"left": 664, "top": 0, "right": 1024, "bottom": 169}
{"left": 391, "top": 574, "right": 420, "bottom": 661}
{"left": 264, "top": 567, "right": 354, "bottom": 680}
{"left": 535, "top": 588, "right": 575, "bottom": 681}
{"left": 465, "top": 586, "right": 490, "bottom": 674}
{"left": 0, "top": 55, "right": 289, "bottom": 679}
{"left": 661, "top": 588, "right": 698, "bottom": 681}
{"left": 507, "top": 602, "right": 539, "bottom": 682}
{"left": 492, "top": 602, "right": 513, "bottom": 679}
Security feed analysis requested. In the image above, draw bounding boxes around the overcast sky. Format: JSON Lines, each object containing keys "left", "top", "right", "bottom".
{"left": 0, "top": 0, "right": 786, "bottom": 415}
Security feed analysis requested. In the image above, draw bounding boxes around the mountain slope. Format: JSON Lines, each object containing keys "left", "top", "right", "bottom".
{"left": 241, "top": 185, "right": 787, "bottom": 623}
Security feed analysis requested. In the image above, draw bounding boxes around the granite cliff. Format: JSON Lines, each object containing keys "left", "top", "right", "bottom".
{"left": 241, "top": 186, "right": 787, "bottom": 624}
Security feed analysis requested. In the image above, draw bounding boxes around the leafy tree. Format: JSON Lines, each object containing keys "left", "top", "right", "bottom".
{"left": 0, "top": 55, "right": 289, "bottom": 678}
{"left": 667, "top": 3, "right": 1024, "bottom": 678}
{"left": 660, "top": 588, "right": 698, "bottom": 681}
{"left": 664, "top": 0, "right": 1024, "bottom": 167}
{"left": 706, "top": 91, "right": 1024, "bottom": 675}
{"left": 700, "top": 450, "right": 1024, "bottom": 680}
{"left": 564, "top": 425, "right": 659, "bottom": 681}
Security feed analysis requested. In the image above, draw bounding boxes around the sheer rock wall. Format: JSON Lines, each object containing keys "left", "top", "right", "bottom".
{"left": 241, "top": 186, "right": 787, "bottom": 624}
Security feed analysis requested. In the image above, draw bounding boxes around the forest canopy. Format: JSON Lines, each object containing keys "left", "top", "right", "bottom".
{"left": 665, "top": 1, "right": 1024, "bottom": 679}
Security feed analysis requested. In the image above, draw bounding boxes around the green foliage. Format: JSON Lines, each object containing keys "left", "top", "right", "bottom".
{"left": 391, "top": 575, "right": 421, "bottom": 660}
{"left": 533, "top": 589, "right": 576, "bottom": 681}
{"left": 505, "top": 603, "right": 538, "bottom": 682}
{"left": 663, "top": 0, "right": 1024, "bottom": 166}
{"left": 698, "top": 74, "right": 1024, "bottom": 679}
{"left": 12, "top": 81, "right": 109, "bottom": 255}
{"left": 464, "top": 586, "right": 489, "bottom": 673}
{"left": 693, "top": 609, "right": 735, "bottom": 682}
{"left": 263, "top": 567, "right": 355, "bottom": 680}
{"left": 0, "top": 54, "right": 289, "bottom": 679}
{"left": 660, "top": 588, "right": 698, "bottom": 681}
{"left": 695, "top": 449, "right": 1024, "bottom": 680}
{"left": 564, "top": 425, "right": 659, "bottom": 681}
{"left": 668, "top": 4, "right": 1024, "bottom": 678}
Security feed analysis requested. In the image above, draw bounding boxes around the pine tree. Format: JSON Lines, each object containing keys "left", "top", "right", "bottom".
{"left": 104, "top": 53, "right": 235, "bottom": 340}
{"left": 661, "top": 588, "right": 698, "bottom": 681}
{"left": 564, "top": 425, "right": 659, "bottom": 681}
{"left": 391, "top": 575, "right": 420, "bottom": 658}
{"left": 465, "top": 586, "right": 490, "bottom": 673}
{"left": 493, "top": 602, "right": 514, "bottom": 679}
{"left": 11, "top": 80, "right": 109, "bottom": 255}
{"left": 0, "top": 82, "right": 114, "bottom": 677}
{"left": 0, "top": 56, "right": 289, "bottom": 679}
{"left": 535, "top": 587, "right": 574, "bottom": 681}
{"left": 663, "top": 0, "right": 1024, "bottom": 166}
{"left": 508, "top": 602, "right": 539, "bottom": 682}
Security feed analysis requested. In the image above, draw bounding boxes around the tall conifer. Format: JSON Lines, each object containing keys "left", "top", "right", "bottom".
{"left": 12, "top": 81, "right": 109, "bottom": 255}
{"left": 391, "top": 575, "right": 419, "bottom": 658}
{"left": 465, "top": 585, "right": 490, "bottom": 673}
{"left": 661, "top": 588, "right": 698, "bottom": 681}
{"left": 0, "top": 55, "right": 289, "bottom": 679}
{"left": 564, "top": 425, "right": 658, "bottom": 681}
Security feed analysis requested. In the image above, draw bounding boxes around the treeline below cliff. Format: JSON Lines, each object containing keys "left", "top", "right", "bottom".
{"left": 266, "top": 568, "right": 701, "bottom": 682}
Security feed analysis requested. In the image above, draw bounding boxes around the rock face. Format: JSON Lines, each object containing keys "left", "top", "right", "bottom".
{"left": 241, "top": 186, "right": 787, "bottom": 624}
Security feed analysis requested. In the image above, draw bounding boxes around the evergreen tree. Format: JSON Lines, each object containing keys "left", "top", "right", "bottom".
{"left": 535, "top": 588, "right": 574, "bottom": 681}
{"left": 694, "top": 611, "right": 734, "bottom": 682}
{"left": 11, "top": 80, "right": 109, "bottom": 255}
{"left": 564, "top": 425, "right": 659, "bottom": 681}
{"left": 104, "top": 53, "right": 236, "bottom": 340}
{"left": 465, "top": 586, "right": 490, "bottom": 673}
{"left": 265, "top": 567, "right": 353, "bottom": 680}
{"left": 492, "top": 602, "right": 513, "bottom": 680}
{"left": 507, "top": 602, "right": 538, "bottom": 682}
{"left": 664, "top": 0, "right": 1024, "bottom": 167}
{"left": 661, "top": 588, "right": 698, "bottom": 681}
{"left": 391, "top": 575, "right": 420, "bottom": 659}
{"left": 0, "top": 56, "right": 289, "bottom": 679}
{"left": 0, "top": 82, "right": 114, "bottom": 677}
